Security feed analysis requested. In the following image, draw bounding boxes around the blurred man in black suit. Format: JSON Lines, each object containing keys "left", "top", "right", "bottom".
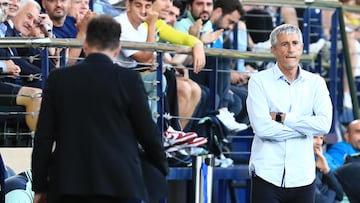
{"left": 32, "top": 15, "right": 168, "bottom": 203}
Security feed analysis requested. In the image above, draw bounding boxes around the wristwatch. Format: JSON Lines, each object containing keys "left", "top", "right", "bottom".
{"left": 275, "top": 112, "right": 283, "bottom": 123}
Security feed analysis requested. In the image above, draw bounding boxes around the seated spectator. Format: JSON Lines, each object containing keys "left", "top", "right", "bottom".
{"left": 41, "top": 0, "right": 96, "bottom": 64}
{"left": 1, "top": 0, "right": 56, "bottom": 88}
{"left": 0, "top": 0, "right": 42, "bottom": 132}
{"left": 5, "top": 168, "right": 33, "bottom": 203}
{"left": 174, "top": 0, "right": 248, "bottom": 132}
{"left": 313, "top": 134, "right": 344, "bottom": 203}
{"left": 68, "top": 0, "right": 89, "bottom": 21}
{"left": 7, "top": 0, "right": 20, "bottom": 19}
{"left": 115, "top": 0, "right": 206, "bottom": 129}
{"left": 163, "top": 0, "right": 205, "bottom": 130}
{"left": 164, "top": 0, "right": 180, "bottom": 27}
{"left": 93, "top": 0, "right": 122, "bottom": 17}
{"left": 115, "top": 0, "right": 167, "bottom": 123}
{"left": 327, "top": 119, "right": 360, "bottom": 168}
{"left": 42, "top": 0, "right": 76, "bottom": 38}
{"left": 151, "top": 0, "right": 205, "bottom": 73}
{"left": 0, "top": 83, "right": 42, "bottom": 131}
{"left": 334, "top": 153, "right": 360, "bottom": 203}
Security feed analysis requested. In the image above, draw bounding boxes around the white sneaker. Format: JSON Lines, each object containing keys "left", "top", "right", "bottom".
{"left": 215, "top": 154, "right": 234, "bottom": 168}
{"left": 216, "top": 110, "right": 248, "bottom": 132}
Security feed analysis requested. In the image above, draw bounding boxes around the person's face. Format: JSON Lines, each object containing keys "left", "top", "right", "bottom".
{"left": 313, "top": 135, "right": 324, "bottom": 149}
{"left": 7, "top": 0, "right": 19, "bottom": 18}
{"left": 189, "top": 0, "right": 213, "bottom": 24}
{"left": 165, "top": 4, "right": 179, "bottom": 26}
{"left": 42, "top": 0, "right": 70, "bottom": 21}
{"left": 213, "top": 9, "right": 240, "bottom": 30}
{"left": 345, "top": 121, "right": 360, "bottom": 151}
{"left": 12, "top": 3, "right": 40, "bottom": 36}
{"left": 69, "top": 0, "right": 89, "bottom": 20}
{"left": 271, "top": 33, "right": 303, "bottom": 71}
{"left": 152, "top": 0, "right": 172, "bottom": 19}
{"left": 0, "top": 0, "right": 9, "bottom": 22}
{"left": 127, "top": 0, "right": 152, "bottom": 26}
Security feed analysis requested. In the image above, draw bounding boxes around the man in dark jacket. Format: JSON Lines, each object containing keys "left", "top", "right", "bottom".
{"left": 31, "top": 15, "right": 169, "bottom": 203}
{"left": 313, "top": 135, "right": 344, "bottom": 203}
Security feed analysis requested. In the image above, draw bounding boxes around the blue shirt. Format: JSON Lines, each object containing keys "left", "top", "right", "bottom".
{"left": 0, "top": 23, "right": 8, "bottom": 72}
{"left": 53, "top": 16, "right": 78, "bottom": 38}
{"left": 323, "top": 151, "right": 338, "bottom": 171}
{"left": 246, "top": 64, "right": 333, "bottom": 187}
{"left": 327, "top": 141, "right": 358, "bottom": 168}
{"left": 0, "top": 23, "right": 7, "bottom": 37}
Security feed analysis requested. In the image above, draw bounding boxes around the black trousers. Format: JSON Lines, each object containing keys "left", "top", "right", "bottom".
{"left": 251, "top": 176, "right": 315, "bottom": 203}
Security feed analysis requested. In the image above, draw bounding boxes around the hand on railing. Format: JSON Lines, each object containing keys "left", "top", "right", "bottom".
{"left": 192, "top": 43, "right": 206, "bottom": 74}
{"left": 3, "top": 60, "right": 20, "bottom": 76}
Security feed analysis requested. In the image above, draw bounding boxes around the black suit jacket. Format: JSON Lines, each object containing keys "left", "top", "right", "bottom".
{"left": 32, "top": 53, "right": 168, "bottom": 202}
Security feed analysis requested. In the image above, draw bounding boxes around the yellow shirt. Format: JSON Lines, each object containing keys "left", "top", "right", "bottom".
{"left": 151, "top": 19, "right": 202, "bottom": 47}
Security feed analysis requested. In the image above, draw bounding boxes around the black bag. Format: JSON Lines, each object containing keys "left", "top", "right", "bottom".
{"left": 344, "top": 153, "right": 360, "bottom": 164}
{"left": 335, "top": 158, "right": 360, "bottom": 203}
{"left": 195, "top": 115, "right": 230, "bottom": 157}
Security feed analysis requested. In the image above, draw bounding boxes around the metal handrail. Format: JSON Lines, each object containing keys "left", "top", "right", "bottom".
{"left": 0, "top": 38, "right": 317, "bottom": 62}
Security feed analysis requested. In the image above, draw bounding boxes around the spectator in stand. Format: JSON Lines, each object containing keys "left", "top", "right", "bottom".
{"left": 115, "top": 0, "right": 206, "bottom": 131}
{"left": 0, "top": 82, "right": 42, "bottom": 132}
{"left": 327, "top": 119, "right": 360, "bottom": 168}
{"left": 41, "top": 0, "right": 96, "bottom": 64}
{"left": 246, "top": 24, "right": 333, "bottom": 203}
{"left": 114, "top": 0, "right": 167, "bottom": 124}
{"left": 174, "top": 0, "right": 248, "bottom": 132}
{"left": 12, "top": 0, "right": 59, "bottom": 65}
{"left": 5, "top": 168, "right": 34, "bottom": 202}
{"left": 42, "top": 0, "right": 75, "bottom": 38}
{"left": 313, "top": 135, "right": 344, "bottom": 203}
{"left": 92, "top": 0, "right": 122, "bottom": 17}
{"left": 7, "top": 0, "right": 20, "bottom": 19}
{"left": 162, "top": 0, "right": 207, "bottom": 130}
{"left": 151, "top": 0, "right": 205, "bottom": 73}
{"left": 1, "top": 0, "right": 56, "bottom": 88}
{"left": 164, "top": 0, "right": 180, "bottom": 26}
{"left": 0, "top": 0, "right": 42, "bottom": 132}
{"left": 68, "top": 0, "right": 89, "bottom": 21}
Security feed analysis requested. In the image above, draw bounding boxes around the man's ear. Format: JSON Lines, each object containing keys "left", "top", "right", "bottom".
{"left": 126, "top": 1, "right": 130, "bottom": 11}
{"left": 212, "top": 7, "right": 223, "bottom": 19}
{"left": 344, "top": 132, "right": 350, "bottom": 143}
{"left": 41, "top": 0, "right": 47, "bottom": 10}
{"left": 112, "top": 44, "right": 121, "bottom": 58}
{"left": 83, "top": 41, "right": 89, "bottom": 55}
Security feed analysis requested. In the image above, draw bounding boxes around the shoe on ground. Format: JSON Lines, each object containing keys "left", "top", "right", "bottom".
{"left": 216, "top": 110, "right": 248, "bottom": 132}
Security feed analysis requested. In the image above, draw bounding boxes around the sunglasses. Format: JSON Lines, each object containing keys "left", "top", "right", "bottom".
{"left": 0, "top": 2, "right": 9, "bottom": 7}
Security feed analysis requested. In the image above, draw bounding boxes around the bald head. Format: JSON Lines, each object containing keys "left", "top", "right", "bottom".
{"left": 345, "top": 119, "right": 360, "bottom": 151}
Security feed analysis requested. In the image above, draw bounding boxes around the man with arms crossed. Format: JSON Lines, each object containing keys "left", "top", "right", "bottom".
{"left": 246, "top": 24, "right": 333, "bottom": 203}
